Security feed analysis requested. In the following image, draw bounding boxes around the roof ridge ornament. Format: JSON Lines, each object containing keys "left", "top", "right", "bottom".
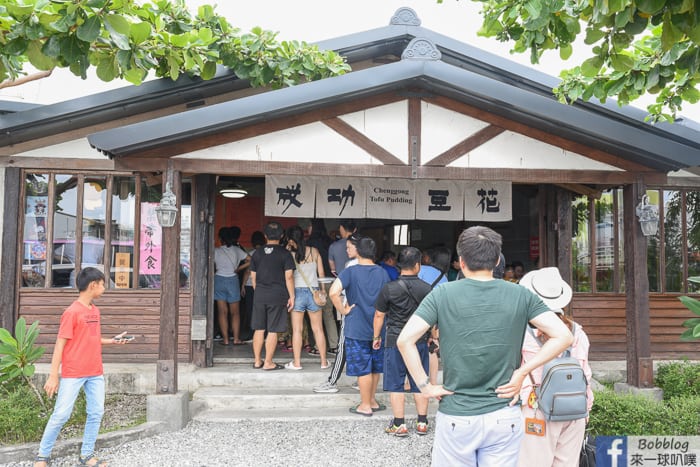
{"left": 390, "top": 7, "right": 421, "bottom": 26}
{"left": 401, "top": 37, "right": 442, "bottom": 61}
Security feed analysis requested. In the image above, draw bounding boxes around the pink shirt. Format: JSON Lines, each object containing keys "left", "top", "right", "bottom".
{"left": 520, "top": 323, "right": 594, "bottom": 411}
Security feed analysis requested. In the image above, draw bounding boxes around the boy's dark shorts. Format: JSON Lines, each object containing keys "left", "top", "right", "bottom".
{"left": 345, "top": 337, "right": 383, "bottom": 377}
{"left": 383, "top": 341, "right": 429, "bottom": 393}
{"left": 251, "top": 303, "right": 287, "bottom": 333}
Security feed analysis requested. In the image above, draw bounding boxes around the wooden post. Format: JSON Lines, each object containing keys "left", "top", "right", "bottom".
{"left": 191, "top": 174, "right": 216, "bottom": 368}
{"left": 623, "top": 181, "right": 654, "bottom": 387}
{"left": 157, "top": 167, "right": 181, "bottom": 394}
{"left": 0, "top": 168, "right": 20, "bottom": 331}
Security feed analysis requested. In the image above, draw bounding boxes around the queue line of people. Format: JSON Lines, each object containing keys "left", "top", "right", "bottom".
{"left": 216, "top": 219, "right": 593, "bottom": 466}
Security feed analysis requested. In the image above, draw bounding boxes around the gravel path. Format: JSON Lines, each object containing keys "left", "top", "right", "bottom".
{"left": 3, "top": 419, "right": 434, "bottom": 466}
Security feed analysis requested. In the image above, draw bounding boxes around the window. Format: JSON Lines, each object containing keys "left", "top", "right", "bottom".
{"left": 20, "top": 172, "right": 191, "bottom": 290}
{"left": 393, "top": 224, "right": 410, "bottom": 246}
{"left": 571, "top": 188, "right": 700, "bottom": 294}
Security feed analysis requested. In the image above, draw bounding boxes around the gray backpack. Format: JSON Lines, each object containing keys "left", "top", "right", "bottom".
{"left": 527, "top": 324, "right": 589, "bottom": 422}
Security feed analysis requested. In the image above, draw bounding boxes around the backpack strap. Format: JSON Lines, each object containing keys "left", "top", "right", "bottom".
{"left": 396, "top": 279, "right": 420, "bottom": 308}
{"left": 430, "top": 271, "right": 445, "bottom": 289}
{"left": 526, "top": 322, "right": 576, "bottom": 357}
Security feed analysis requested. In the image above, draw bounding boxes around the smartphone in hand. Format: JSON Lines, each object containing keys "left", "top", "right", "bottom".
{"left": 114, "top": 335, "right": 135, "bottom": 342}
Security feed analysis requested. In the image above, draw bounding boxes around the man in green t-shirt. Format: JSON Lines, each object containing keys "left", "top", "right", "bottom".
{"left": 397, "top": 226, "right": 573, "bottom": 467}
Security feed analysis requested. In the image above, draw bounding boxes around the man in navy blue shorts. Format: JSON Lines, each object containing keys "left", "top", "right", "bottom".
{"left": 329, "top": 236, "right": 390, "bottom": 416}
{"left": 373, "top": 246, "right": 433, "bottom": 436}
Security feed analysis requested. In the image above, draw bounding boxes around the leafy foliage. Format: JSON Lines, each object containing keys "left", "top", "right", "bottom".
{"left": 0, "top": 0, "right": 350, "bottom": 87}
{"left": 461, "top": 0, "right": 700, "bottom": 121}
{"left": 588, "top": 389, "right": 700, "bottom": 435}
{"left": 0, "top": 317, "right": 47, "bottom": 410}
{"left": 679, "top": 288, "right": 700, "bottom": 341}
{"left": 655, "top": 360, "right": 700, "bottom": 399}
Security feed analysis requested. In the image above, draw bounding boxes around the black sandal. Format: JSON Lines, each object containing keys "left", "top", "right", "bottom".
{"left": 78, "top": 454, "right": 107, "bottom": 467}
{"left": 308, "top": 347, "right": 320, "bottom": 355}
{"left": 34, "top": 456, "right": 50, "bottom": 466}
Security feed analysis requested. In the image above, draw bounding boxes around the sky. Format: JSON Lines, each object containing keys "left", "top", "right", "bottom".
{"left": 3, "top": 0, "right": 700, "bottom": 121}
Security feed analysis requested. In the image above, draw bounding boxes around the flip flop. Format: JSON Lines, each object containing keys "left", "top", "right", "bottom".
{"left": 349, "top": 405, "right": 373, "bottom": 417}
{"left": 284, "top": 361, "right": 303, "bottom": 370}
{"left": 253, "top": 362, "right": 263, "bottom": 369}
{"left": 232, "top": 341, "right": 246, "bottom": 345}
{"left": 262, "top": 363, "right": 284, "bottom": 371}
{"left": 372, "top": 403, "right": 387, "bottom": 412}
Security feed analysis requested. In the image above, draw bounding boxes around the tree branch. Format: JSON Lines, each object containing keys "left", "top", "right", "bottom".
{"left": 0, "top": 69, "right": 54, "bottom": 90}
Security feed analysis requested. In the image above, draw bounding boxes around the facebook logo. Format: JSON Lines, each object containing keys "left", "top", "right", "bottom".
{"left": 596, "top": 436, "right": 627, "bottom": 467}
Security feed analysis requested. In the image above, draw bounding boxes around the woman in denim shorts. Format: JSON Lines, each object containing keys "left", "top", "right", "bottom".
{"left": 284, "top": 225, "right": 329, "bottom": 370}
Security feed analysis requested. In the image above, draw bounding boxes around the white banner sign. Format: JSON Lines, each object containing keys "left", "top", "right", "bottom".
{"left": 415, "top": 180, "right": 464, "bottom": 221}
{"left": 463, "top": 180, "right": 512, "bottom": 222}
{"left": 315, "top": 177, "right": 366, "bottom": 218}
{"left": 366, "top": 179, "right": 415, "bottom": 219}
{"left": 265, "top": 175, "right": 316, "bottom": 217}
{"left": 264, "top": 176, "right": 512, "bottom": 221}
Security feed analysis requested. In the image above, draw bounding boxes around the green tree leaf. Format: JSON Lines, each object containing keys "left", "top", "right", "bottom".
{"left": 581, "top": 56, "right": 604, "bottom": 76}
{"left": 130, "top": 21, "right": 151, "bottom": 45}
{"left": 77, "top": 15, "right": 102, "bottom": 43}
{"left": 27, "top": 41, "right": 56, "bottom": 71}
{"left": 104, "top": 14, "right": 131, "bottom": 50}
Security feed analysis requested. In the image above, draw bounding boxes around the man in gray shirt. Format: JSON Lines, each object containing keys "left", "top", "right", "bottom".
{"left": 328, "top": 219, "right": 357, "bottom": 276}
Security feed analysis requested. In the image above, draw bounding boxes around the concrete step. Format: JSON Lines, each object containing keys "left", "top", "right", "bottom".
{"left": 191, "top": 387, "right": 440, "bottom": 422}
{"left": 193, "top": 386, "right": 373, "bottom": 410}
{"left": 182, "top": 363, "right": 361, "bottom": 390}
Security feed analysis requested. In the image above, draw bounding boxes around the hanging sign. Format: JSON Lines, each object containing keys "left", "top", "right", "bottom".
{"left": 114, "top": 252, "right": 131, "bottom": 288}
{"left": 139, "top": 202, "right": 162, "bottom": 275}
{"left": 415, "top": 180, "right": 464, "bottom": 221}
{"left": 463, "top": 180, "right": 512, "bottom": 222}
{"left": 315, "top": 177, "right": 366, "bottom": 218}
{"left": 265, "top": 175, "right": 316, "bottom": 217}
{"left": 365, "top": 178, "right": 415, "bottom": 219}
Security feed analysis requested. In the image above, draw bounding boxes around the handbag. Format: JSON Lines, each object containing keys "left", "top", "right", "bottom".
{"left": 294, "top": 256, "right": 327, "bottom": 306}
{"left": 579, "top": 433, "right": 596, "bottom": 467}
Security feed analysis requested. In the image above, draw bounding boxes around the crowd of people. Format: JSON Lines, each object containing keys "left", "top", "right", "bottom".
{"left": 211, "top": 219, "right": 593, "bottom": 466}
{"left": 33, "top": 219, "right": 593, "bottom": 467}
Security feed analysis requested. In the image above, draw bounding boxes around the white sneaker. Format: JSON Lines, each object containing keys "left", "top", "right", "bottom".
{"left": 351, "top": 382, "right": 360, "bottom": 391}
{"left": 313, "top": 381, "right": 339, "bottom": 393}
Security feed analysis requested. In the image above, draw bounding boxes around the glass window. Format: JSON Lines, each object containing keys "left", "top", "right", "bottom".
{"left": 663, "top": 190, "right": 682, "bottom": 292}
{"left": 52, "top": 175, "right": 79, "bottom": 287}
{"left": 617, "top": 189, "right": 625, "bottom": 293}
{"left": 572, "top": 195, "right": 591, "bottom": 292}
{"left": 687, "top": 190, "right": 700, "bottom": 293}
{"left": 111, "top": 177, "right": 136, "bottom": 288}
{"left": 393, "top": 224, "right": 410, "bottom": 246}
{"left": 595, "top": 190, "right": 615, "bottom": 292}
{"left": 180, "top": 180, "right": 191, "bottom": 289}
{"left": 82, "top": 176, "right": 107, "bottom": 279}
{"left": 21, "top": 174, "right": 49, "bottom": 287}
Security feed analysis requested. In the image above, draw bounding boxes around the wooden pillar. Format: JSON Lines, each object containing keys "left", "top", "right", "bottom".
{"left": 556, "top": 187, "right": 572, "bottom": 284}
{"left": 0, "top": 167, "right": 20, "bottom": 331}
{"left": 623, "top": 181, "right": 654, "bottom": 387}
{"left": 191, "top": 174, "right": 216, "bottom": 368}
{"left": 157, "top": 167, "right": 181, "bottom": 394}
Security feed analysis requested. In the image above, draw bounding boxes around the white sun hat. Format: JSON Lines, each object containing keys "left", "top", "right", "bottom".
{"left": 519, "top": 267, "right": 573, "bottom": 311}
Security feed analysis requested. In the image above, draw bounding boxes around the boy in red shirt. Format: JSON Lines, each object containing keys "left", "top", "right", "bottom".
{"left": 34, "top": 267, "right": 129, "bottom": 467}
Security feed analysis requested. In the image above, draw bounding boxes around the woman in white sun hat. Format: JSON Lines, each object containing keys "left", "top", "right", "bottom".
{"left": 517, "top": 267, "right": 594, "bottom": 467}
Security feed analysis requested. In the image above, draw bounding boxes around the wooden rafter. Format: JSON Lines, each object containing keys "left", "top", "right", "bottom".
{"left": 554, "top": 183, "right": 603, "bottom": 199}
{"left": 424, "top": 125, "right": 505, "bottom": 167}
{"left": 322, "top": 117, "right": 405, "bottom": 166}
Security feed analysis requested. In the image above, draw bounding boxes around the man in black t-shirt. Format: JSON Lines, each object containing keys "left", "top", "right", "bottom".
{"left": 250, "top": 222, "right": 296, "bottom": 370}
{"left": 373, "top": 246, "right": 433, "bottom": 436}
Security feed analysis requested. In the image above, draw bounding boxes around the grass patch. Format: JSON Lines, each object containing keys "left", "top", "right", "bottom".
{"left": 0, "top": 383, "right": 146, "bottom": 446}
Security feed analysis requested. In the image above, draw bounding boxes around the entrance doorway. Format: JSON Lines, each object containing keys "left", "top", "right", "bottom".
{"left": 207, "top": 179, "right": 543, "bottom": 363}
